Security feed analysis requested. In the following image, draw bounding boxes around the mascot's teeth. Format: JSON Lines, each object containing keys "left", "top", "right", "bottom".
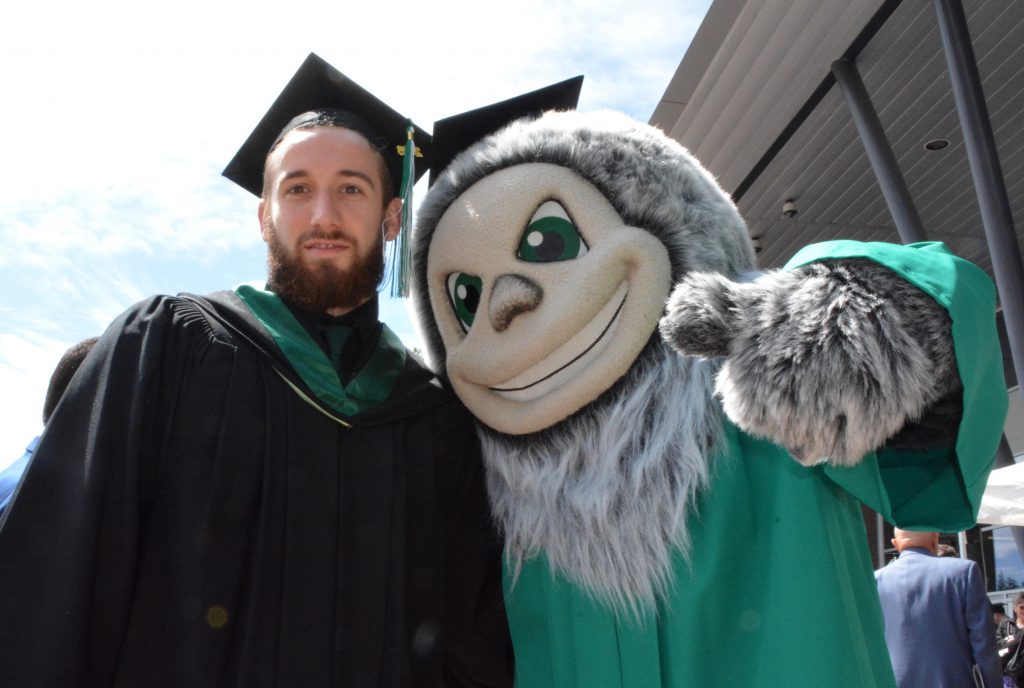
{"left": 491, "top": 283, "right": 627, "bottom": 401}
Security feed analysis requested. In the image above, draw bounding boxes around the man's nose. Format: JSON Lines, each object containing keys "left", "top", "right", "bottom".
{"left": 310, "top": 192, "right": 340, "bottom": 229}
{"left": 489, "top": 274, "right": 543, "bottom": 332}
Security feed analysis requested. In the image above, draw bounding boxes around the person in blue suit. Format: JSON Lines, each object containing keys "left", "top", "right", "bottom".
{"left": 0, "top": 337, "right": 97, "bottom": 520}
{"left": 0, "top": 440, "right": 36, "bottom": 519}
{"left": 875, "top": 528, "right": 1001, "bottom": 687}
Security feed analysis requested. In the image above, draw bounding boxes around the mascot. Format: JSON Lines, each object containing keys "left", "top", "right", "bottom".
{"left": 411, "top": 109, "right": 1008, "bottom": 687}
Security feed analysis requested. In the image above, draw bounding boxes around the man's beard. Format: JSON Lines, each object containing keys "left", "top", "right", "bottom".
{"left": 264, "top": 216, "right": 385, "bottom": 313}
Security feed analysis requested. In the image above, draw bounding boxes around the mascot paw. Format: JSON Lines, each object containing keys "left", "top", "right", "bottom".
{"left": 659, "top": 273, "right": 741, "bottom": 358}
{"left": 662, "top": 259, "right": 962, "bottom": 467}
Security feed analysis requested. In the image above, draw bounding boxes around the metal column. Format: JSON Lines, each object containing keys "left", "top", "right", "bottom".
{"left": 932, "top": 0, "right": 1024, "bottom": 583}
{"left": 832, "top": 58, "right": 928, "bottom": 245}
{"left": 933, "top": 0, "right": 1024, "bottom": 395}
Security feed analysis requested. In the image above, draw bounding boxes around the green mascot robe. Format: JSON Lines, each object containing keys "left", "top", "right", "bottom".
{"left": 503, "top": 241, "right": 1007, "bottom": 688}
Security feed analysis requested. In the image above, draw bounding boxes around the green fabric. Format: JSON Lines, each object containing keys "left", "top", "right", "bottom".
{"left": 504, "top": 241, "right": 1007, "bottom": 687}
{"left": 507, "top": 426, "right": 897, "bottom": 688}
{"left": 234, "top": 285, "right": 406, "bottom": 417}
{"left": 784, "top": 241, "right": 1007, "bottom": 530}
{"left": 322, "top": 325, "right": 353, "bottom": 373}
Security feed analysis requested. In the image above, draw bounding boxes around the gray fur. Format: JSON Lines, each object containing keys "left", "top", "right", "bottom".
{"left": 479, "top": 341, "right": 720, "bottom": 618}
{"left": 659, "top": 259, "right": 961, "bottom": 465}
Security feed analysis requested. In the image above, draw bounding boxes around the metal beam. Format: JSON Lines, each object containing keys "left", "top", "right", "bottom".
{"left": 832, "top": 58, "right": 928, "bottom": 244}
{"left": 933, "top": 0, "right": 1024, "bottom": 395}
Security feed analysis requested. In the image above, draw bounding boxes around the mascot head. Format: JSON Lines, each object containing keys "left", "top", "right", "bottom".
{"left": 413, "top": 109, "right": 754, "bottom": 435}
{"left": 412, "top": 108, "right": 756, "bottom": 615}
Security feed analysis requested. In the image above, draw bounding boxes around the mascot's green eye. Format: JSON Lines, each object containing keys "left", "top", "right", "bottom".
{"left": 517, "top": 200, "right": 588, "bottom": 263}
{"left": 446, "top": 272, "right": 483, "bottom": 332}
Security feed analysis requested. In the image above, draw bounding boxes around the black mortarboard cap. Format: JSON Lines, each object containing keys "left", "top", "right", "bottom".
{"left": 223, "top": 53, "right": 432, "bottom": 197}
{"left": 428, "top": 75, "right": 583, "bottom": 186}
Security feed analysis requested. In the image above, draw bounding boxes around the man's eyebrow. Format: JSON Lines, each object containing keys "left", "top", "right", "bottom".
{"left": 278, "top": 168, "right": 376, "bottom": 189}
{"left": 336, "top": 169, "right": 376, "bottom": 189}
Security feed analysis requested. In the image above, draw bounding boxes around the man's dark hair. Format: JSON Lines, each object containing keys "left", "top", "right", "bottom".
{"left": 42, "top": 337, "right": 99, "bottom": 424}
{"left": 261, "top": 109, "right": 395, "bottom": 206}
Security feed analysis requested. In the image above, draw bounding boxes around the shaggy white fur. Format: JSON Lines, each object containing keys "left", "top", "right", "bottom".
{"left": 659, "top": 259, "right": 961, "bottom": 465}
{"left": 478, "top": 341, "right": 721, "bottom": 618}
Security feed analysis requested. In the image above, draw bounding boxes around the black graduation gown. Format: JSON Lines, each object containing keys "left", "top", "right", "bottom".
{"left": 0, "top": 291, "right": 513, "bottom": 688}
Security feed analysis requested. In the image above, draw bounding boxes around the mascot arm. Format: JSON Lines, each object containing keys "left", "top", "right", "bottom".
{"left": 659, "top": 241, "right": 1003, "bottom": 479}
{"left": 660, "top": 257, "right": 957, "bottom": 466}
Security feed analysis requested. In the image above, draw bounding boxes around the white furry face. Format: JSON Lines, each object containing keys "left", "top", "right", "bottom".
{"left": 426, "top": 163, "right": 672, "bottom": 435}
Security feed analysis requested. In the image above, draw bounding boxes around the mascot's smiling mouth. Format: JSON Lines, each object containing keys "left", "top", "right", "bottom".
{"left": 490, "top": 283, "right": 628, "bottom": 401}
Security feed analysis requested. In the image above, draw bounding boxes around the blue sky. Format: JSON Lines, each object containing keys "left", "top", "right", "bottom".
{"left": 0, "top": 0, "right": 712, "bottom": 468}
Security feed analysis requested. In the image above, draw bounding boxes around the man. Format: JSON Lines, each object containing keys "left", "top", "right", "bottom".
{"left": 0, "top": 54, "right": 512, "bottom": 687}
{"left": 0, "top": 337, "right": 98, "bottom": 520}
{"left": 875, "top": 528, "right": 1000, "bottom": 688}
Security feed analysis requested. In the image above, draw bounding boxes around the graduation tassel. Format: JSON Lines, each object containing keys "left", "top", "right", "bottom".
{"left": 389, "top": 123, "right": 417, "bottom": 298}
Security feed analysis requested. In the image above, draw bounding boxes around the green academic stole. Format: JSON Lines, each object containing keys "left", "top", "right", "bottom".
{"left": 235, "top": 285, "right": 406, "bottom": 419}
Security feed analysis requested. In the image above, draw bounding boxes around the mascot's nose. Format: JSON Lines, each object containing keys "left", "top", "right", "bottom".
{"left": 489, "top": 274, "right": 543, "bottom": 332}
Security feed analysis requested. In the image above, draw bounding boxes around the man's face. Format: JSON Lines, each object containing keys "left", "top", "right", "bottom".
{"left": 258, "top": 126, "right": 402, "bottom": 314}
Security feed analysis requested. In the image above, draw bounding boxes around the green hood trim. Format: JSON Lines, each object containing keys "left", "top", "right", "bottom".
{"left": 235, "top": 285, "right": 407, "bottom": 418}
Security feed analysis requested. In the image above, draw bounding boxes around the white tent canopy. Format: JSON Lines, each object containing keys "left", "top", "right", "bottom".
{"left": 977, "top": 463, "right": 1024, "bottom": 526}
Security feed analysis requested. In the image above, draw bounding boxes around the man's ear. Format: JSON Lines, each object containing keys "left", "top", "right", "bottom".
{"left": 258, "top": 199, "right": 269, "bottom": 242}
{"left": 383, "top": 197, "right": 403, "bottom": 242}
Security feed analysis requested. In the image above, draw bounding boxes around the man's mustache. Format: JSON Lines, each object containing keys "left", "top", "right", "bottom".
{"left": 301, "top": 229, "right": 358, "bottom": 245}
